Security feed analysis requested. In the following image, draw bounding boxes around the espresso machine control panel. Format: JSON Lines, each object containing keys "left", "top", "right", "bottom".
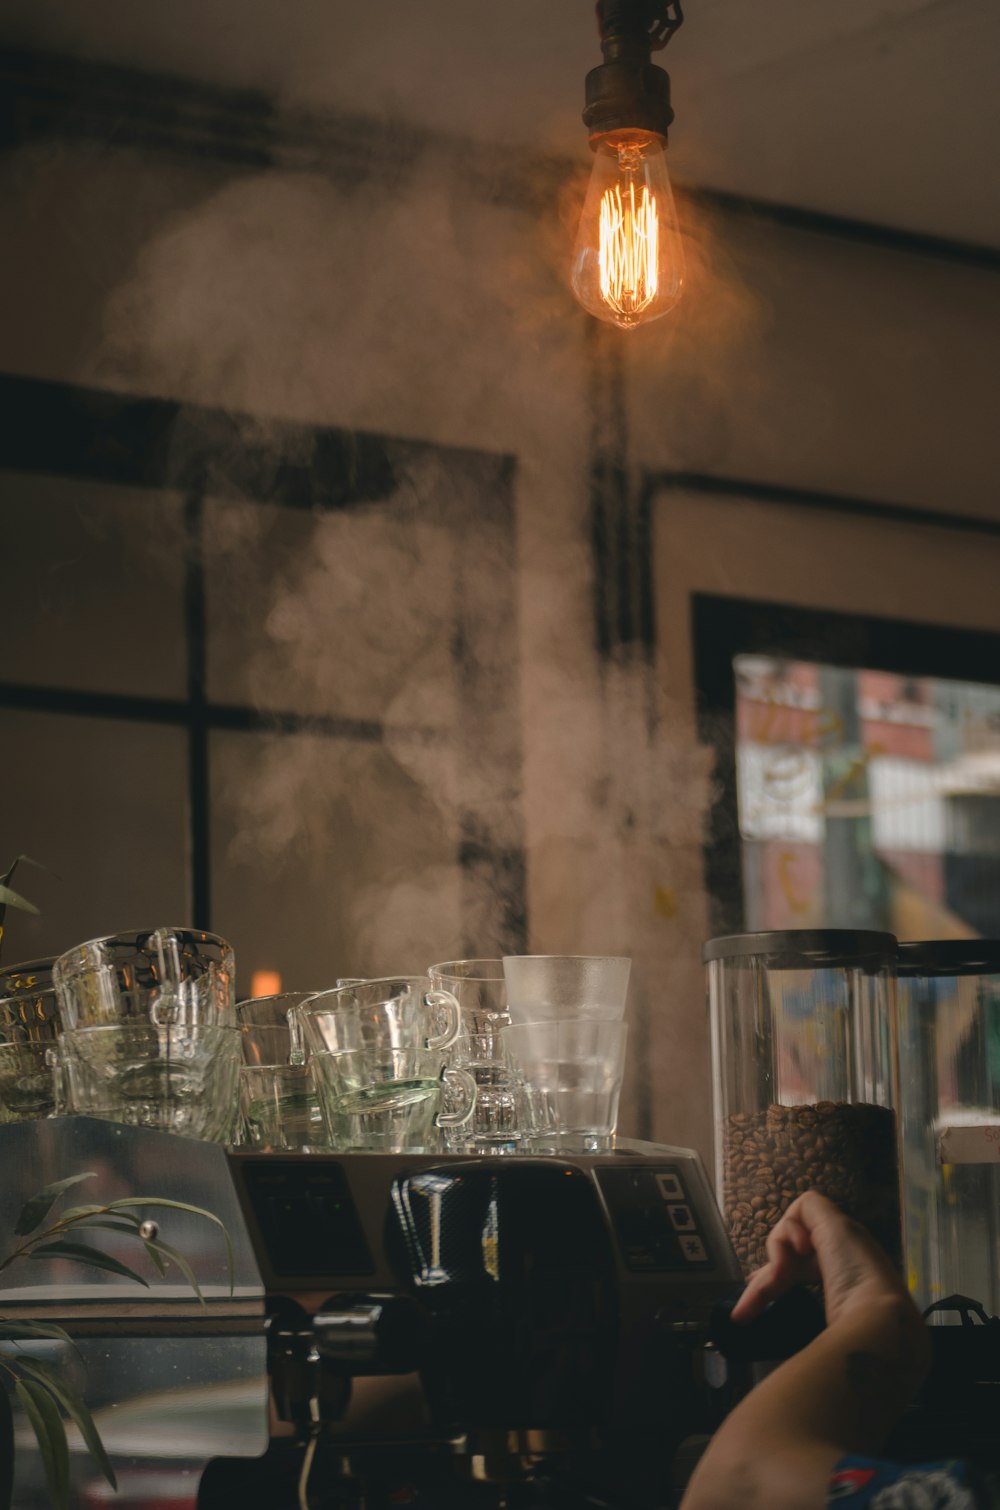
{"left": 227, "top": 1139, "right": 741, "bottom": 1297}
{"left": 597, "top": 1161, "right": 714, "bottom": 1271}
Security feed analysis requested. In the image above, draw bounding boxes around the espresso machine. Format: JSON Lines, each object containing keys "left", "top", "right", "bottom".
{"left": 201, "top": 1141, "right": 747, "bottom": 1509}
{"left": 0, "top": 1119, "right": 755, "bottom": 1509}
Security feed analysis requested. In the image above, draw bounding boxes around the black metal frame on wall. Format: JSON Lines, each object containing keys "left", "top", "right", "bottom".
{"left": 0, "top": 371, "right": 527, "bottom": 952}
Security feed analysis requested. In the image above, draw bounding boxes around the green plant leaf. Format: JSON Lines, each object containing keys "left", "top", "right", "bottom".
{"left": 14, "top": 1173, "right": 96, "bottom": 1236}
{"left": 15, "top": 1377, "right": 70, "bottom": 1510}
{"left": 57, "top": 1203, "right": 141, "bottom": 1228}
{"left": 142, "top": 1241, "right": 167, "bottom": 1277}
{"left": 0, "top": 855, "right": 47, "bottom": 888}
{"left": 0, "top": 884, "right": 39, "bottom": 916}
{"left": 144, "top": 1238, "right": 204, "bottom": 1303}
{"left": 106, "top": 1198, "right": 235, "bottom": 1291}
{"left": 0, "top": 1320, "right": 78, "bottom": 1351}
{"left": 29, "top": 1241, "right": 150, "bottom": 1287}
{"left": 15, "top": 1356, "right": 116, "bottom": 1491}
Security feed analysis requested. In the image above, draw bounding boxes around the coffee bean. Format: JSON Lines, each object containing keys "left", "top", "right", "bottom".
{"left": 720, "top": 1100, "right": 901, "bottom": 1275}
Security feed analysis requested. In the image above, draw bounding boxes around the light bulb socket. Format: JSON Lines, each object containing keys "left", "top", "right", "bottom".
{"left": 583, "top": 0, "right": 676, "bottom": 145}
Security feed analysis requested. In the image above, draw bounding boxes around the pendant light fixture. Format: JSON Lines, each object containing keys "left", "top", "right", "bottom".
{"left": 570, "top": 0, "right": 686, "bottom": 330}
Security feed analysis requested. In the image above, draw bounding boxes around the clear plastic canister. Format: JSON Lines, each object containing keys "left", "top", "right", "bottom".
{"left": 897, "top": 940, "right": 1000, "bottom": 1319}
{"left": 705, "top": 929, "right": 900, "bottom": 1276}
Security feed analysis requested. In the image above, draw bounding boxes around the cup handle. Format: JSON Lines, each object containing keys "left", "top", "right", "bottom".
{"left": 45, "top": 1045, "right": 67, "bottom": 1117}
{"left": 423, "top": 989, "right": 461, "bottom": 1051}
{"left": 435, "top": 1066, "right": 477, "bottom": 1128}
{"left": 286, "top": 1005, "right": 308, "bottom": 1066}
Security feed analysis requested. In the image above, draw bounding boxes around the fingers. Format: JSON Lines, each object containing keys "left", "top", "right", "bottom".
{"left": 730, "top": 1218, "right": 819, "bottom": 1323}
{"left": 729, "top": 1191, "right": 907, "bottom": 1330}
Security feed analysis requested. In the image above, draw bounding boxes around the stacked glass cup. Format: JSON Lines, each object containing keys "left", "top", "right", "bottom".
{"left": 427, "top": 959, "right": 521, "bottom": 1155}
{"left": 51, "top": 928, "right": 241, "bottom": 1143}
{"left": 0, "top": 958, "right": 64, "bottom": 1121}
{"left": 500, "top": 955, "right": 631, "bottom": 1154}
{"left": 290, "top": 977, "right": 477, "bottom": 1153}
{"left": 236, "top": 991, "right": 329, "bottom": 1152}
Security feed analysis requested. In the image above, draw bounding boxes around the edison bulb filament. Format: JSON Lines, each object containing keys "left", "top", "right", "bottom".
{"left": 599, "top": 179, "right": 659, "bottom": 319}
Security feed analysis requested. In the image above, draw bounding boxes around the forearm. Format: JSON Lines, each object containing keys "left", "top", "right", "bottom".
{"left": 681, "top": 1296, "right": 929, "bottom": 1510}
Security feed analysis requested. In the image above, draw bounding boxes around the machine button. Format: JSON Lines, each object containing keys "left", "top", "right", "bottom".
{"left": 656, "top": 1172, "right": 684, "bottom": 1200}
{"left": 679, "top": 1235, "right": 708, "bottom": 1263}
{"left": 669, "top": 1204, "right": 696, "bottom": 1232}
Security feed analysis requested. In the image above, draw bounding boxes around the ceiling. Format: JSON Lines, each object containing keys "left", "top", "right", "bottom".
{"left": 2, "top": 0, "right": 998, "bottom": 250}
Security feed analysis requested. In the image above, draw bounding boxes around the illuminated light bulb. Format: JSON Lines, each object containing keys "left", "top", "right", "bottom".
{"left": 571, "top": 0, "right": 686, "bottom": 330}
{"left": 571, "top": 129, "right": 684, "bottom": 330}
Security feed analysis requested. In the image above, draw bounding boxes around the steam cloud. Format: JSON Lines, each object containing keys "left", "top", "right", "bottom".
{"left": 18, "top": 94, "right": 766, "bottom": 1156}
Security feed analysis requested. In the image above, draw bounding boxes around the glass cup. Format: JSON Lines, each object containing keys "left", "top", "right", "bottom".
{"left": 237, "top": 992, "right": 318, "bottom": 1067}
{"left": 53, "top": 928, "right": 237, "bottom": 1031}
{"left": 240, "top": 1062, "right": 329, "bottom": 1152}
{"left": 428, "top": 958, "right": 520, "bottom": 1152}
{"left": 290, "top": 976, "right": 463, "bottom": 1061}
{"left": 293, "top": 977, "right": 475, "bottom": 1152}
{"left": 309, "top": 1047, "right": 475, "bottom": 1152}
{"left": 60, "top": 1023, "right": 242, "bottom": 1143}
{"left": 0, "top": 958, "right": 63, "bottom": 1121}
{"left": 501, "top": 955, "right": 631, "bottom": 1025}
{"left": 501, "top": 1019, "right": 628, "bottom": 1153}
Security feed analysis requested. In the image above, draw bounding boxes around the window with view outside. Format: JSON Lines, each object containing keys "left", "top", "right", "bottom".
{"left": 735, "top": 657, "right": 1000, "bottom": 939}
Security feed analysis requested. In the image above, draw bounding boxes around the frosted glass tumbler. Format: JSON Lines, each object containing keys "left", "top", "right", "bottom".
{"left": 502, "top": 1018, "right": 628, "bottom": 1153}
{"left": 502, "top": 955, "right": 631, "bottom": 1024}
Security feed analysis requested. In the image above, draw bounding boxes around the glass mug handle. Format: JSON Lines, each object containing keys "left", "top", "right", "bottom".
{"left": 285, "top": 1005, "right": 308, "bottom": 1066}
{"left": 423, "top": 988, "right": 462, "bottom": 1051}
{"left": 435, "top": 1066, "right": 477, "bottom": 1129}
{"left": 45, "top": 1044, "right": 67, "bottom": 1117}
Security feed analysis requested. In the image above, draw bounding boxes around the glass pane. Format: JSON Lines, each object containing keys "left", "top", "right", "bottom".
{"left": 735, "top": 656, "right": 1000, "bottom": 937}
{"left": 210, "top": 728, "right": 463, "bottom": 994}
{"left": 0, "top": 472, "right": 186, "bottom": 698}
{"left": 0, "top": 709, "right": 189, "bottom": 961}
{"left": 204, "top": 495, "right": 457, "bottom": 726}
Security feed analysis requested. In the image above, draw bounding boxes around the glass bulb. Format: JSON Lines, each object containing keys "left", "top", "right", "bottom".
{"left": 570, "top": 131, "right": 685, "bottom": 330}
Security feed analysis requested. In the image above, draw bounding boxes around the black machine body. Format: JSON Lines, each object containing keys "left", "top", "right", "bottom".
{"left": 202, "top": 1140, "right": 747, "bottom": 1508}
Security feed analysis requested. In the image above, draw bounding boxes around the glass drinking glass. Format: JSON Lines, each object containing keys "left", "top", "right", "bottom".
{"left": 236, "top": 992, "right": 327, "bottom": 1150}
{"left": 237, "top": 992, "right": 318, "bottom": 1066}
{"left": 428, "top": 958, "right": 520, "bottom": 1152}
{"left": 60, "top": 1022, "right": 242, "bottom": 1142}
{"left": 53, "top": 928, "right": 237, "bottom": 1030}
{"left": 501, "top": 955, "right": 631, "bottom": 1025}
{"left": 501, "top": 1019, "right": 628, "bottom": 1153}
{"left": 293, "top": 977, "right": 475, "bottom": 1151}
{"left": 0, "top": 958, "right": 63, "bottom": 1121}
{"left": 240, "top": 1062, "right": 329, "bottom": 1152}
{"left": 290, "top": 976, "right": 462, "bottom": 1061}
{"left": 309, "top": 1047, "right": 475, "bottom": 1152}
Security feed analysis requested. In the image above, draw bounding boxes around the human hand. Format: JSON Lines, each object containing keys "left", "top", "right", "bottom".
{"left": 729, "top": 1191, "right": 910, "bottom": 1329}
